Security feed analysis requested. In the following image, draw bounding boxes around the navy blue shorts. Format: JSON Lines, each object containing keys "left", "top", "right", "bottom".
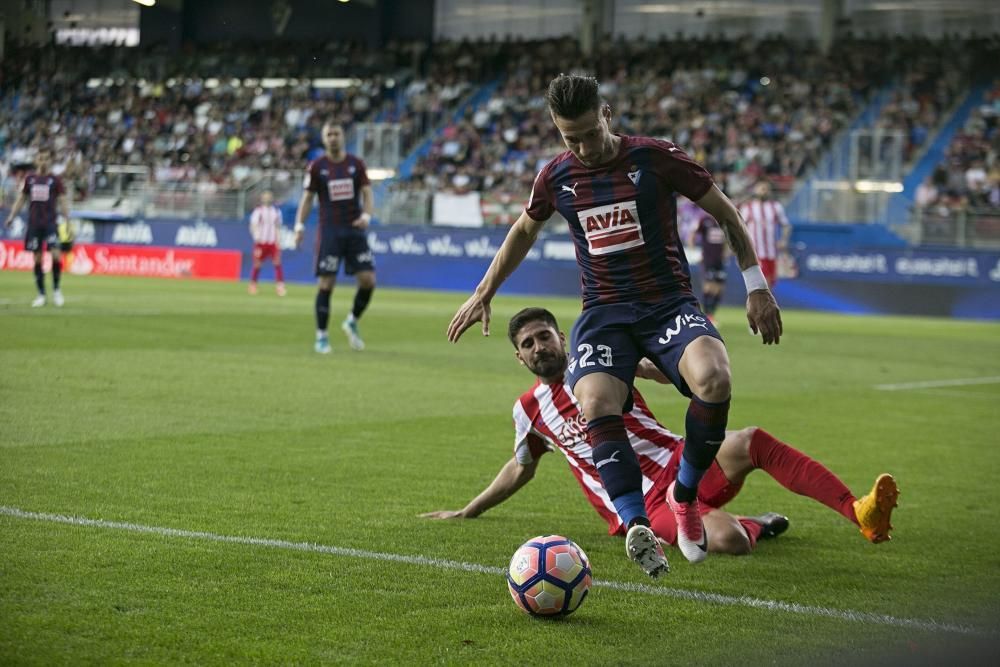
{"left": 24, "top": 224, "right": 59, "bottom": 253}
{"left": 315, "top": 230, "right": 375, "bottom": 277}
{"left": 565, "top": 298, "right": 724, "bottom": 399}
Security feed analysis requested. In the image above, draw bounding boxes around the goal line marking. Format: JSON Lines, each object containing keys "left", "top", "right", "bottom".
{"left": 0, "top": 505, "right": 989, "bottom": 637}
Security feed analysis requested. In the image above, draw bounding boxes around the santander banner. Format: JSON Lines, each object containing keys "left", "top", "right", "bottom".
{"left": 0, "top": 240, "right": 241, "bottom": 281}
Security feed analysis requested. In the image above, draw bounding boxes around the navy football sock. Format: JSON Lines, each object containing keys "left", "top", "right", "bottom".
{"left": 588, "top": 415, "right": 647, "bottom": 527}
{"left": 703, "top": 292, "right": 719, "bottom": 315}
{"left": 674, "top": 395, "right": 730, "bottom": 503}
{"left": 52, "top": 257, "right": 62, "bottom": 289}
{"left": 352, "top": 287, "right": 373, "bottom": 319}
{"left": 33, "top": 262, "right": 45, "bottom": 294}
{"left": 315, "top": 288, "right": 332, "bottom": 331}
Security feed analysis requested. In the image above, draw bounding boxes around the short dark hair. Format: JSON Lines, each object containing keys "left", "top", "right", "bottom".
{"left": 546, "top": 74, "right": 601, "bottom": 120}
{"left": 508, "top": 307, "right": 560, "bottom": 346}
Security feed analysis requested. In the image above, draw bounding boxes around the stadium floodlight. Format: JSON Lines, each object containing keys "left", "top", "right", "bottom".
{"left": 132, "top": 0, "right": 156, "bottom": 7}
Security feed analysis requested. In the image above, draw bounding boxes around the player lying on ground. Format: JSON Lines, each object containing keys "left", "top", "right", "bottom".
{"left": 424, "top": 308, "right": 898, "bottom": 561}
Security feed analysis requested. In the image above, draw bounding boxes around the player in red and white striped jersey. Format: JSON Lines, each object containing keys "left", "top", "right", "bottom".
{"left": 248, "top": 190, "right": 286, "bottom": 296}
{"left": 423, "top": 308, "right": 899, "bottom": 553}
{"left": 738, "top": 181, "right": 792, "bottom": 287}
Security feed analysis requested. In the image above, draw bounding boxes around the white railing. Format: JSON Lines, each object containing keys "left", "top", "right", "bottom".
{"left": 907, "top": 207, "right": 1000, "bottom": 248}
{"left": 78, "top": 166, "right": 301, "bottom": 220}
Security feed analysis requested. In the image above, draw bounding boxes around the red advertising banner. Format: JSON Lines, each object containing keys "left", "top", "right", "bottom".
{"left": 0, "top": 241, "right": 241, "bottom": 281}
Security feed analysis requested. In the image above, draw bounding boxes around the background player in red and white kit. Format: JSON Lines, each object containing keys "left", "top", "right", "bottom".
{"left": 3, "top": 149, "right": 69, "bottom": 307}
{"left": 448, "top": 75, "right": 783, "bottom": 577}
{"left": 688, "top": 211, "right": 727, "bottom": 324}
{"left": 738, "top": 180, "right": 792, "bottom": 288}
{"left": 248, "top": 190, "right": 287, "bottom": 297}
{"left": 295, "top": 121, "right": 375, "bottom": 354}
{"left": 424, "top": 308, "right": 899, "bottom": 556}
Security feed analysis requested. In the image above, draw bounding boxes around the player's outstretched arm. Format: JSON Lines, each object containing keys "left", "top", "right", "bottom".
{"left": 4, "top": 191, "right": 26, "bottom": 227}
{"left": 447, "top": 210, "right": 545, "bottom": 342}
{"left": 695, "top": 185, "right": 783, "bottom": 344}
{"left": 420, "top": 456, "right": 538, "bottom": 519}
{"left": 293, "top": 190, "right": 313, "bottom": 248}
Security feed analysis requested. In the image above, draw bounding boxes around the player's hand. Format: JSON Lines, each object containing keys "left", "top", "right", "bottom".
{"left": 419, "top": 510, "right": 466, "bottom": 519}
{"left": 294, "top": 228, "right": 304, "bottom": 248}
{"left": 447, "top": 293, "right": 491, "bottom": 342}
{"left": 746, "top": 289, "right": 783, "bottom": 344}
{"left": 3, "top": 217, "right": 12, "bottom": 229}
{"left": 636, "top": 358, "right": 670, "bottom": 384}
{"left": 352, "top": 212, "right": 371, "bottom": 229}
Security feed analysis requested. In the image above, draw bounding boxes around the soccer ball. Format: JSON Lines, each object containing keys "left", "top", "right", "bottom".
{"left": 506, "top": 535, "right": 592, "bottom": 616}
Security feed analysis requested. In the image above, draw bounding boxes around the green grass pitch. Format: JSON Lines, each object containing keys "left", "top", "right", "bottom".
{"left": 2, "top": 271, "right": 999, "bottom": 665}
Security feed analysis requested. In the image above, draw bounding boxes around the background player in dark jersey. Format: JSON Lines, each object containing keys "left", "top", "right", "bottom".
{"left": 448, "top": 74, "right": 782, "bottom": 577}
{"left": 688, "top": 212, "right": 727, "bottom": 324}
{"left": 294, "top": 121, "right": 375, "bottom": 354}
{"left": 3, "top": 149, "right": 69, "bottom": 307}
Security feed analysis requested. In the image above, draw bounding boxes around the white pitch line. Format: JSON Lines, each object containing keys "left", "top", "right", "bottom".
{"left": 874, "top": 376, "right": 1000, "bottom": 391}
{"left": 0, "top": 506, "right": 990, "bottom": 637}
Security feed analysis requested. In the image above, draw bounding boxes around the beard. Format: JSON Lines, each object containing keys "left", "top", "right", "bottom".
{"left": 527, "top": 350, "right": 568, "bottom": 379}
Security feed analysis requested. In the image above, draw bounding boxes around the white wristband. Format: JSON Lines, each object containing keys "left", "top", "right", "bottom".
{"left": 294, "top": 223, "right": 304, "bottom": 233}
{"left": 742, "top": 265, "right": 768, "bottom": 293}
{"left": 360, "top": 212, "right": 371, "bottom": 224}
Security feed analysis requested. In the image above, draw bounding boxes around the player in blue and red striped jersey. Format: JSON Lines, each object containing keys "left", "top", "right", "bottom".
{"left": 687, "top": 211, "right": 728, "bottom": 324}
{"left": 294, "top": 121, "right": 375, "bottom": 354}
{"left": 448, "top": 74, "right": 782, "bottom": 578}
{"left": 4, "top": 149, "right": 70, "bottom": 308}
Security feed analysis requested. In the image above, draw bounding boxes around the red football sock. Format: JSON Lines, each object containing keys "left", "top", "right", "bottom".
{"left": 275, "top": 265, "right": 285, "bottom": 282}
{"left": 738, "top": 518, "right": 762, "bottom": 549}
{"left": 251, "top": 267, "right": 261, "bottom": 282}
{"left": 748, "top": 429, "right": 858, "bottom": 525}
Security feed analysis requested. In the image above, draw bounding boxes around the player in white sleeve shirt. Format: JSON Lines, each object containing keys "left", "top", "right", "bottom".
{"left": 248, "top": 190, "right": 287, "bottom": 296}
{"left": 738, "top": 180, "right": 792, "bottom": 288}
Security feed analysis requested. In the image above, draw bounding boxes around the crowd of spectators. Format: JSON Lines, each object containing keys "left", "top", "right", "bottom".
{"left": 1, "top": 34, "right": 997, "bottom": 222}
{"left": 915, "top": 80, "right": 1000, "bottom": 219}
{"left": 0, "top": 39, "right": 498, "bottom": 199}
{"left": 408, "top": 36, "right": 999, "bottom": 205}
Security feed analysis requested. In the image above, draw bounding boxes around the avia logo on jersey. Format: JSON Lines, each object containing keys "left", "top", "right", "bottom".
{"left": 174, "top": 223, "right": 218, "bottom": 247}
{"left": 577, "top": 200, "right": 645, "bottom": 256}
{"left": 327, "top": 178, "right": 355, "bottom": 202}
{"left": 111, "top": 222, "right": 153, "bottom": 245}
{"left": 658, "top": 313, "right": 709, "bottom": 345}
{"left": 30, "top": 184, "right": 51, "bottom": 202}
